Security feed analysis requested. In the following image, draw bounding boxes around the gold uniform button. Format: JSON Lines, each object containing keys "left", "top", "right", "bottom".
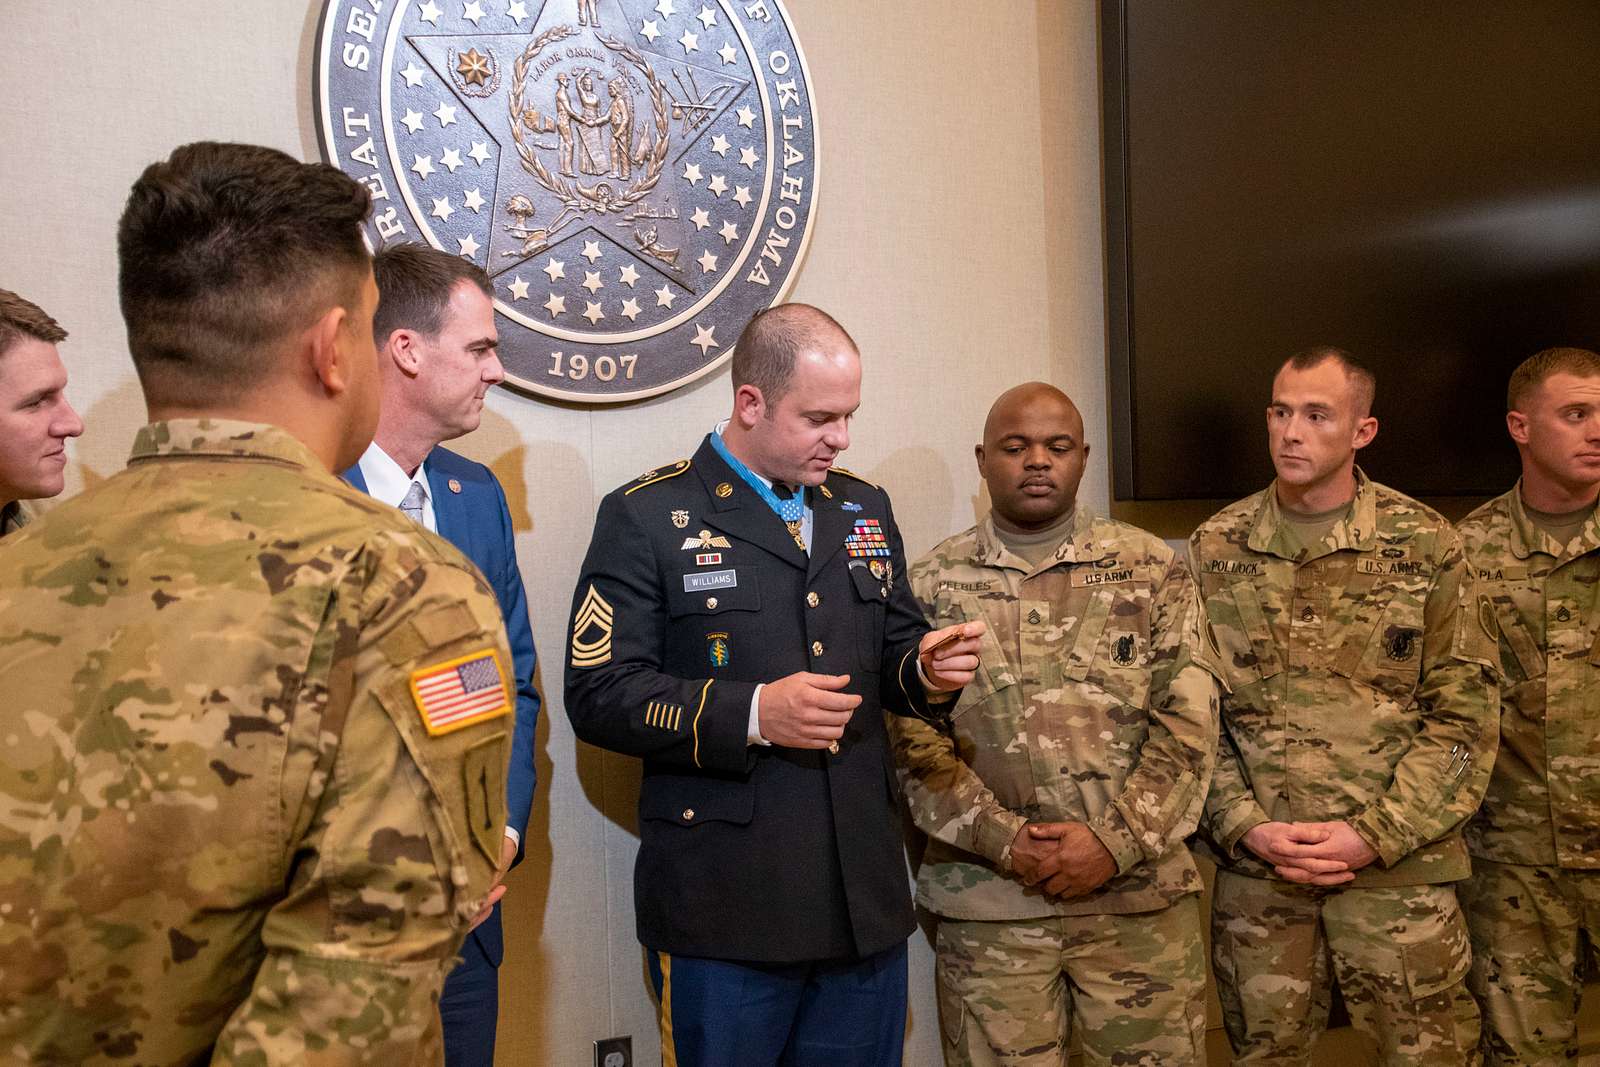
{"left": 812, "top": 640, "right": 824, "bottom": 657}
{"left": 706, "top": 596, "right": 718, "bottom": 609}
{"left": 880, "top": 587, "right": 888, "bottom": 598}
{"left": 806, "top": 591, "right": 820, "bottom": 608}
{"left": 682, "top": 808, "right": 695, "bottom": 821}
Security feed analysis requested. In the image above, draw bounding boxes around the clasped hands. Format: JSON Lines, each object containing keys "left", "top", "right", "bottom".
{"left": 757, "top": 622, "right": 987, "bottom": 750}
{"left": 1240, "top": 820, "right": 1378, "bottom": 886}
{"left": 1008, "top": 822, "right": 1117, "bottom": 899}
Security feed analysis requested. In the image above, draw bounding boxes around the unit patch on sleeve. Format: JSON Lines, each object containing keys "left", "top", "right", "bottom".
{"left": 570, "top": 584, "right": 615, "bottom": 668}
{"left": 410, "top": 649, "right": 511, "bottom": 736}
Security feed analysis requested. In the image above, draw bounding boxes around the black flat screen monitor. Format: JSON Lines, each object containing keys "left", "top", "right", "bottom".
{"left": 1102, "top": 0, "right": 1600, "bottom": 501}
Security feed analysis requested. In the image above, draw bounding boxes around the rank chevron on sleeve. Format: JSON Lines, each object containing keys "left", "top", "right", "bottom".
{"left": 570, "top": 583, "right": 615, "bottom": 668}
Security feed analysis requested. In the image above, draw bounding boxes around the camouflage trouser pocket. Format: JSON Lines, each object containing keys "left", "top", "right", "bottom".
{"left": 1401, "top": 918, "right": 1470, "bottom": 1002}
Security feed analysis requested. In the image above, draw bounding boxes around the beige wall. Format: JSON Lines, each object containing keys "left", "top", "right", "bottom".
{"left": 0, "top": 2, "right": 1105, "bottom": 1063}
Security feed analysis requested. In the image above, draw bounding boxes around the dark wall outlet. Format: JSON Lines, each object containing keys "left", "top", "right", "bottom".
{"left": 594, "top": 1035, "right": 632, "bottom": 1067}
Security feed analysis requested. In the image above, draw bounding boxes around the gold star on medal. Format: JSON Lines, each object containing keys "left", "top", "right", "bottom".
{"left": 691, "top": 324, "right": 718, "bottom": 355}
{"left": 507, "top": 276, "right": 530, "bottom": 300}
{"left": 457, "top": 48, "right": 492, "bottom": 86}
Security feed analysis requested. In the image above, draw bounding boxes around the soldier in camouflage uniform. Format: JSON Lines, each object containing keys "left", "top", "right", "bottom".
{"left": 0, "top": 143, "right": 513, "bottom": 1064}
{"left": 1191, "top": 348, "right": 1499, "bottom": 1065}
{"left": 1456, "top": 347, "right": 1600, "bottom": 1065}
{"left": 0, "top": 287, "right": 83, "bottom": 537}
{"left": 890, "top": 383, "right": 1220, "bottom": 1066}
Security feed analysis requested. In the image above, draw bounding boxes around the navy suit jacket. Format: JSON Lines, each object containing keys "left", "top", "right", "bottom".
{"left": 344, "top": 446, "right": 539, "bottom": 966}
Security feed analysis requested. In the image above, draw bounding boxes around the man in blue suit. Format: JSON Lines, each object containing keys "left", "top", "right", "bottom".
{"left": 344, "top": 242, "right": 540, "bottom": 1066}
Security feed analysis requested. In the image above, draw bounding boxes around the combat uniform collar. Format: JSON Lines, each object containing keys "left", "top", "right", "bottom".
{"left": 970, "top": 507, "right": 1101, "bottom": 572}
{"left": 128, "top": 419, "right": 334, "bottom": 480}
{"left": 1248, "top": 467, "right": 1378, "bottom": 562}
{"left": 1504, "top": 480, "right": 1600, "bottom": 563}
{"left": 0, "top": 498, "right": 34, "bottom": 537}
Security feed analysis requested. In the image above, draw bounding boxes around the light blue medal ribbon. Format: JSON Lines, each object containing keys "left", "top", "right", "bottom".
{"left": 709, "top": 431, "right": 805, "bottom": 539}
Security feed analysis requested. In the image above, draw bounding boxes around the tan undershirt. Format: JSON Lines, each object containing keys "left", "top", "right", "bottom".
{"left": 1523, "top": 499, "right": 1596, "bottom": 551}
{"left": 1281, "top": 500, "right": 1353, "bottom": 555}
{"left": 992, "top": 507, "right": 1076, "bottom": 570}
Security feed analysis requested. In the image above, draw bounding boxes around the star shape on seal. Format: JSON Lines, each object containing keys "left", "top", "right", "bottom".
{"left": 691, "top": 324, "right": 719, "bottom": 355}
{"left": 718, "top": 219, "right": 739, "bottom": 244}
{"left": 401, "top": 62, "right": 427, "bottom": 87}
{"left": 619, "top": 263, "right": 640, "bottom": 287}
{"left": 583, "top": 301, "right": 605, "bottom": 324}
{"left": 507, "top": 275, "right": 530, "bottom": 300}
{"left": 739, "top": 146, "right": 759, "bottom": 170}
{"left": 506, "top": 1, "right": 529, "bottom": 24}
{"left": 402, "top": 109, "right": 425, "bottom": 134}
{"left": 440, "top": 148, "right": 464, "bottom": 172}
{"left": 542, "top": 258, "right": 565, "bottom": 282}
{"left": 458, "top": 234, "right": 480, "bottom": 258}
{"left": 655, "top": 0, "right": 675, "bottom": 17}
{"left": 710, "top": 134, "right": 730, "bottom": 156}
{"left": 434, "top": 102, "right": 458, "bottom": 127}
{"left": 468, "top": 141, "right": 492, "bottom": 165}
{"left": 655, "top": 285, "right": 676, "bottom": 308}
{"left": 463, "top": 188, "right": 486, "bottom": 212}
{"left": 717, "top": 42, "right": 737, "bottom": 66}
{"left": 708, "top": 174, "right": 727, "bottom": 197}
{"left": 462, "top": 1, "right": 486, "bottom": 26}
{"left": 620, "top": 298, "right": 642, "bottom": 321}
{"left": 736, "top": 105, "right": 756, "bottom": 128}
{"left": 543, "top": 293, "right": 565, "bottom": 317}
{"left": 697, "top": 249, "right": 718, "bottom": 274}
{"left": 696, "top": 5, "right": 717, "bottom": 28}
{"left": 582, "top": 270, "right": 604, "bottom": 294}
{"left": 418, "top": 1, "right": 442, "bottom": 25}
{"left": 457, "top": 48, "right": 492, "bottom": 86}
{"left": 431, "top": 196, "right": 455, "bottom": 222}
{"left": 682, "top": 162, "right": 703, "bottom": 185}
{"left": 640, "top": 18, "right": 661, "bottom": 42}
{"left": 690, "top": 207, "right": 710, "bottom": 230}
{"left": 411, "top": 155, "right": 435, "bottom": 180}
{"left": 581, "top": 240, "right": 603, "bottom": 263}
{"left": 678, "top": 30, "right": 699, "bottom": 53}
{"left": 732, "top": 185, "right": 752, "bottom": 208}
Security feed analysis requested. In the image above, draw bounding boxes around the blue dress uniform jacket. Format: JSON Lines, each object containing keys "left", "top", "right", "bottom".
{"left": 565, "top": 436, "right": 941, "bottom": 964}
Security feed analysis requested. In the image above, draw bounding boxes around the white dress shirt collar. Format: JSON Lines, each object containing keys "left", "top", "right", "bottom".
{"left": 357, "top": 442, "right": 436, "bottom": 533}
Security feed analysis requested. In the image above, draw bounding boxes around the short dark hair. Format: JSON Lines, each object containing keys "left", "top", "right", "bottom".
{"left": 371, "top": 242, "right": 493, "bottom": 342}
{"left": 0, "top": 288, "right": 67, "bottom": 357}
{"left": 732, "top": 303, "right": 856, "bottom": 404}
{"left": 116, "top": 141, "right": 372, "bottom": 407}
{"left": 1507, "top": 347, "right": 1600, "bottom": 411}
{"left": 1281, "top": 346, "right": 1376, "bottom": 417}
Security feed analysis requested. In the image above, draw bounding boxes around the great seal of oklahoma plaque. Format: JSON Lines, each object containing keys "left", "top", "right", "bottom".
{"left": 315, "top": 0, "right": 818, "bottom": 401}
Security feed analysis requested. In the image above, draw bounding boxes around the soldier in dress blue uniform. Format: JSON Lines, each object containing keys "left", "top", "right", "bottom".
{"left": 565, "top": 303, "right": 985, "bottom": 1067}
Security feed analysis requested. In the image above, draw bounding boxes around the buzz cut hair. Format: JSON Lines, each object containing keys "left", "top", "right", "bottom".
{"left": 1281, "top": 345, "right": 1377, "bottom": 418}
{"left": 732, "top": 303, "right": 856, "bottom": 406}
{"left": 0, "top": 288, "right": 67, "bottom": 357}
{"left": 116, "top": 141, "right": 372, "bottom": 408}
{"left": 371, "top": 242, "right": 493, "bottom": 344}
{"left": 1506, "top": 347, "right": 1600, "bottom": 412}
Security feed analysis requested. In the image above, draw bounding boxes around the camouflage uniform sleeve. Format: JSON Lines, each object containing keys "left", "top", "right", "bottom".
{"left": 889, "top": 556, "right": 1027, "bottom": 864}
{"left": 1348, "top": 529, "right": 1500, "bottom": 867}
{"left": 212, "top": 556, "right": 513, "bottom": 1063}
{"left": 1087, "top": 553, "right": 1220, "bottom": 874}
{"left": 1189, "top": 538, "right": 1274, "bottom": 857}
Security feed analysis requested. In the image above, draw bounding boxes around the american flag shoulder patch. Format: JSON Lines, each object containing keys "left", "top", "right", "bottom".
{"left": 409, "top": 648, "right": 510, "bottom": 736}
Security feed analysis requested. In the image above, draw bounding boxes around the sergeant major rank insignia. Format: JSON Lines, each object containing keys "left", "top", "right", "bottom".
{"left": 315, "top": 0, "right": 819, "bottom": 402}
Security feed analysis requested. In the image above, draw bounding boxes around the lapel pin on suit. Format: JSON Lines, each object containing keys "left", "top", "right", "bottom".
{"left": 448, "top": 478, "right": 462, "bottom": 494}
